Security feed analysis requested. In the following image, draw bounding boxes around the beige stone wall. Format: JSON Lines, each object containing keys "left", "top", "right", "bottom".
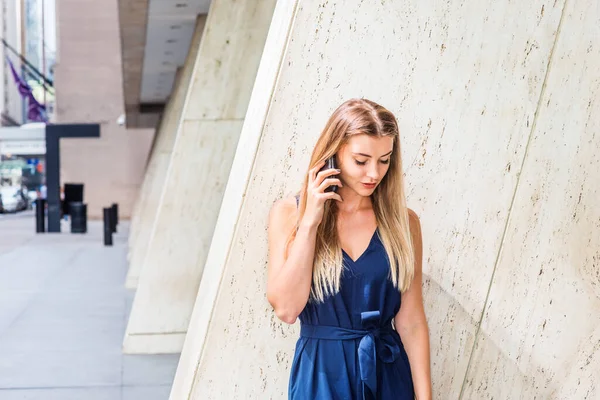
{"left": 460, "top": 2, "right": 600, "bottom": 397}
{"left": 54, "top": 0, "right": 154, "bottom": 219}
{"left": 173, "top": 0, "right": 600, "bottom": 398}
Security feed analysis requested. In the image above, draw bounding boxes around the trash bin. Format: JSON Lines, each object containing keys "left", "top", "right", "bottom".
{"left": 69, "top": 202, "right": 87, "bottom": 234}
{"left": 63, "top": 183, "right": 84, "bottom": 217}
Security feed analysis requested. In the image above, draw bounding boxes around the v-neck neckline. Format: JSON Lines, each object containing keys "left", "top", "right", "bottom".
{"left": 341, "top": 228, "right": 379, "bottom": 263}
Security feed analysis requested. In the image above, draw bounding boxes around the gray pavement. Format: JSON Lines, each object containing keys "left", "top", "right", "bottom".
{"left": 0, "top": 213, "right": 179, "bottom": 400}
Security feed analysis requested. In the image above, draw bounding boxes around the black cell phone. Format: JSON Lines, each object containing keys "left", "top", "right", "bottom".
{"left": 319, "top": 156, "right": 339, "bottom": 193}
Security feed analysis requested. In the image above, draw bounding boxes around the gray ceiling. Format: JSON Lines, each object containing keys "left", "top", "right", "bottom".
{"left": 140, "top": 0, "right": 211, "bottom": 104}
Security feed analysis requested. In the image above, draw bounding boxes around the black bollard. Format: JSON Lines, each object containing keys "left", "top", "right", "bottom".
{"left": 35, "top": 198, "right": 46, "bottom": 233}
{"left": 69, "top": 202, "right": 87, "bottom": 234}
{"left": 110, "top": 203, "right": 118, "bottom": 233}
{"left": 103, "top": 207, "right": 113, "bottom": 246}
{"left": 111, "top": 203, "right": 119, "bottom": 225}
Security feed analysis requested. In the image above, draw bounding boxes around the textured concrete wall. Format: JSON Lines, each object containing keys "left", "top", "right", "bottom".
{"left": 460, "top": 1, "right": 600, "bottom": 397}
{"left": 122, "top": 0, "right": 277, "bottom": 354}
{"left": 126, "top": 15, "right": 206, "bottom": 288}
{"left": 172, "top": 0, "right": 599, "bottom": 398}
{"left": 55, "top": 0, "right": 154, "bottom": 219}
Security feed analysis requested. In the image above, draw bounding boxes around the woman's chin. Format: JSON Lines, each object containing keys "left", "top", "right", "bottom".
{"left": 338, "top": 184, "right": 375, "bottom": 197}
{"left": 361, "top": 189, "right": 376, "bottom": 196}
{"left": 354, "top": 186, "right": 376, "bottom": 197}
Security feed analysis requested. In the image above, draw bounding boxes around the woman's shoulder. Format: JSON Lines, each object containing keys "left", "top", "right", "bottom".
{"left": 406, "top": 207, "right": 422, "bottom": 241}
{"left": 407, "top": 207, "right": 420, "bottom": 223}
{"left": 268, "top": 195, "right": 299, "bottom": 230}
{"left": 271, "top": 195, "right": 298, "bottom": 212}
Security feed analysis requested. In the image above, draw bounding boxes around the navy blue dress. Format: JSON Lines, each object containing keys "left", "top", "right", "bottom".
{"left": 288, "top": 229, "right": 415, "bottom": 399}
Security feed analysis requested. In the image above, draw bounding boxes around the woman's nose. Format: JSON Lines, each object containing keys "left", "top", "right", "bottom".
{"left": 367, "top": 163, "right": 380, "bottom": 181}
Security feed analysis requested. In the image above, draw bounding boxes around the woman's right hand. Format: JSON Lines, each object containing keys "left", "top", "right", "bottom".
{"left": 302, "top": 161, "right": 343, "bottom": 227}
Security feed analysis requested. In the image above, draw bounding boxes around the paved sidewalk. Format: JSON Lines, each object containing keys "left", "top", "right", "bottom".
{"left": 0, "top": 213, "right": 179, "bottom": 400}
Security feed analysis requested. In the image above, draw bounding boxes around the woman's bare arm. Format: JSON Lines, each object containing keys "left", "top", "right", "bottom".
{"left": 394, "top": 209, "right": 432, "bottom": 399}
{"left": 266, "top": 197, "right": 318, "bottom": 324}
{"left": 266, "top": 163, "right": 342, "bottom": 324}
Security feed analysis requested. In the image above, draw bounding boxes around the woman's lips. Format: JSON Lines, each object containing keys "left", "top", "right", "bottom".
{"left": 362, "top": 182, "right": 377, "bottom": 189}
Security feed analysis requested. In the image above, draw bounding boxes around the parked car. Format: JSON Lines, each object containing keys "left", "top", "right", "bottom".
{"left": 0, "top": 187, "right": 29, "bottom": 213}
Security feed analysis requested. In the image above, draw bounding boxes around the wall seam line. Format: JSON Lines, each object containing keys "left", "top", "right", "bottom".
{"left": 458, "top": 1, "right": 570, "bottom": 397}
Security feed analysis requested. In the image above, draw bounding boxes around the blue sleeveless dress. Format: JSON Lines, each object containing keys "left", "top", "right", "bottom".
{"left": 288, "top": 228, "right": 415, "bottom": 399}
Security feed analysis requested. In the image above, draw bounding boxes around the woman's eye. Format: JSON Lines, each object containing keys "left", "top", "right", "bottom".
{"left": 380, "top": 159, "right": 390, "bottom": 165}
{"left": 355, "top": 160, "right": 367, "bottom": 166}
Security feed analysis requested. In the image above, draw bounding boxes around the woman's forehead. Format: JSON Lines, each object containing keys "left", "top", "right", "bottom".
{"left": 344, "top": 134, "right": 394, "bottom": 154}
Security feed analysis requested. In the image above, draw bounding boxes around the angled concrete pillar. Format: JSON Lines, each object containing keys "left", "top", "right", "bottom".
{"left": 169, "top": 1, "right": 299, "bottom": 396}
{"left": 126, "top": 15, "right": 207, "bottom": 288}
{"left": 169, "top": 0, "right": 597, "bottom": 398}
{"left": 128, "top": 80, "right": 172, "bottom": 263}
{"left": 123, "top": 0, "right": 277, "bottom": 354}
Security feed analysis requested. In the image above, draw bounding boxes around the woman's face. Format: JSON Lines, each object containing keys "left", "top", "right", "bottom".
{"left": 336, "top": 134, "right": 394, "bottom": 197}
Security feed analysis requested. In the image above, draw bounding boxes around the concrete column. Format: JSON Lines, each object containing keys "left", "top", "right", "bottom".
{"left": 123, "top": 0, "right": 277, "bottom": 354}
{"left": 127, "top": 84, "right": 169, "bottom": 263}
{"left": 126, "top": 15, "right": 206, "bottom": 288}
{"left": 170, "top": 0, "right": 599, "bottom": 398}
{"left": 169, "top": 1, "right": 299, "bottom": 397}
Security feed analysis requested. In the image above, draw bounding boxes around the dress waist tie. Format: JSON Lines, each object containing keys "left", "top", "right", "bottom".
{"left": 300, "top": 310, "right": 402, "bottom": 399}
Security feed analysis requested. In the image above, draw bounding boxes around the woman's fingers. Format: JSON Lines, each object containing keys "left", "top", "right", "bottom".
{"left": 322, "top": 191, "right": 343, "bottom": 202}
{"left": 316, "top": 178, "right": 342, "bottom": 193}
{"left": 314, "top": 168, "right": 340, "bottom": 187}
{"left": 309, "top": 161, "right": 325, "bottom": 184}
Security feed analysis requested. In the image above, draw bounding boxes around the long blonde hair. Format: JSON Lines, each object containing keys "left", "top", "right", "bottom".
{"left": 289, "top": 98, "right": 415, "bottom": 303}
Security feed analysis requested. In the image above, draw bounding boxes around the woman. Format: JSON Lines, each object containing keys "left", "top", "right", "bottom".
{"left": 267, "top": 99, "right": 431, "bottom": 399}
